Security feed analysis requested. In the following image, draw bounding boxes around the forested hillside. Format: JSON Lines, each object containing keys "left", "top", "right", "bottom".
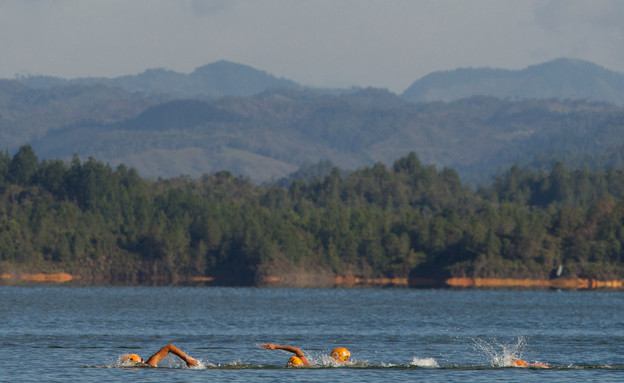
{"left": 2, "top": 59, "right": 622, "bottom": 187}
{"left": 18, "top": 60, "right": 304, "bottom": 98}
{"left": 402, "top": 58, "right": 624, "bottom": 106}
{"left": 2, "top": 147, "right": 624, "bottom": 285}
{"left": 26, "top": 89, "right": 624, "bottom": 186}
{"left": 0, "top": 79, "right": 168, "bottom": 149}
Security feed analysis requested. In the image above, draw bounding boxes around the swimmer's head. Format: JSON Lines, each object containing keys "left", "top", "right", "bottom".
{"left": 330, "top": 347, "right": 350, "bottom": 362}
{"left": 122, "top": 353, "right": 143, "bottom": 364}
{"left": 512, "top": 359, "right": 528, "bottom": 367}
{"left": 286, "top": 356, "right": 304, "bottom": 367}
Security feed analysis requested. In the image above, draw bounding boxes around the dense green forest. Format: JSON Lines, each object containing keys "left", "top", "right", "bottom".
{"left": 2, "top": 146, "right": 624, "bottom": 285}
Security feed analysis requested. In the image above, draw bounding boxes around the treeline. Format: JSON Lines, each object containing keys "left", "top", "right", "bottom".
{"left": 2, "top": 146, "right": 624, "bottom": 285}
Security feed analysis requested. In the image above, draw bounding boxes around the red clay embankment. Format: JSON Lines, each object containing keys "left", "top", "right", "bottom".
{"left": 260, "top": 274, "right": 624, "bottom": 288}
{"left": 409, "top": 276, "right": 623, "bottom": 289}
{"left": 2, "top": 273, "right": 76, "bottom": 283}
{"left": 2, "top": 271, "right": 623, "bottom": 289}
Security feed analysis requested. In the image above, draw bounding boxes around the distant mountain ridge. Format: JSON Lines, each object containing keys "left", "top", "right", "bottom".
{"left": 18, "top": 60, "right": 303, "bottom": 98}
{"left": 15, "top": 58, "right": 624, "bottom": 105}
{"left": 3, "top": 58, "right": 624, "bottom": 186}
{"left": 402, "top": 58, "right": 624, "bottom": 106}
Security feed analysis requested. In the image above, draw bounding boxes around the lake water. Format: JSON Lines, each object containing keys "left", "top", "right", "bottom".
{"left": 1, "top": 286, "right": 623, "bottom": 382}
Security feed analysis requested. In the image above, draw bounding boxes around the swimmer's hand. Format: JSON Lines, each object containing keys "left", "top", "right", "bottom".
{"left": 262, "top": 343, "right": 277, "bottom": 350}
{"left": 186, "top": 357, "right": 199, "bottom": 367}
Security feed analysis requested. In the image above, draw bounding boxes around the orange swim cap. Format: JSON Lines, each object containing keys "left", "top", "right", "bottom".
{"left": 512, "top": 359, "right": 528, "bottom": 367}
{"left": 122, "top": 354, "right": 142, "bottom": 363}
{"left": 287, "top": 356, "right": 304, "bottom": 367}
{"left": 330, "top": 347, "right": 350, "bottom": 362}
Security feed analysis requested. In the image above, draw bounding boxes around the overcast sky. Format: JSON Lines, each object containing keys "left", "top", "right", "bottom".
{"left": 1, "top": 0, "right": 623, "bottom": 93}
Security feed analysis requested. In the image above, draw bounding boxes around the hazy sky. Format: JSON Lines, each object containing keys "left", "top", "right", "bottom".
{"left": 1, "top": 0, "right": 623, "bottom": 93}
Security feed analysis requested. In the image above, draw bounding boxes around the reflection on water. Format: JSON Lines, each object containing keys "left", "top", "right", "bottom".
{"left": 2, "top": 287, "right": 624, "bottom": 382}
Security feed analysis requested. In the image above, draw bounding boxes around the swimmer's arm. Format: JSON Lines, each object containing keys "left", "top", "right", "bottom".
{"left": 261, "top": 343, "right": 311, "bottom": 366}
{"left": 145, "top": 344, "right": 199, "bottom": 367}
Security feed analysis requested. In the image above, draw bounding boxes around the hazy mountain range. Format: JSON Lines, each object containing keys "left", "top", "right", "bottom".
{"left": 18, "top": 58, "right": 624, "bottom": 105}
{"left": 2, "top": 58, "right": 623, "bottom": 185}
{"left": 18, "top": 60, "right": 305, "bottom": 98}
{"left": 402, "top": 58, "right": 624, "bottom": 106}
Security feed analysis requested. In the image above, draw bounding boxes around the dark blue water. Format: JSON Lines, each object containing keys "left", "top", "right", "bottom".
{"left": 1, "top": 287, "right": 623, "bottom": 382}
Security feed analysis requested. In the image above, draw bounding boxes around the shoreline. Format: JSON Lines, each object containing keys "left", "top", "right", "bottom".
{"left": 2, "top": 272, "right": 623, "bottom": 289}
{"left": 408, "top": 276, "right": 623, "bottom": 289}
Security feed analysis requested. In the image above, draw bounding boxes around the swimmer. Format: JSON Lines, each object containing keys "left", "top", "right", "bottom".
{"left": 287, "top": 356, "right": 305, "bottom": 367}
{"left": 120, "top": 344, "right": 199, "bottom": 368}
{"left": 512, "top": 359, "right": 549, "bottom": 368}
{"left": 261, "top": 343, "right": 351, "bottom": 367}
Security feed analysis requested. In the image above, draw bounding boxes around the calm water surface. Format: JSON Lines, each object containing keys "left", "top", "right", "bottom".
{"left": 1, "top": 286, "right": 623, "bottom": 382}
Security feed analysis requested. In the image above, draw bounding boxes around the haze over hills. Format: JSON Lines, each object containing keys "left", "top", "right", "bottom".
{"left": 2, "top": 58, "right": 624, "bottom": 185}
{"left": 402, "top": 58, "right": 624, "bottom": 106}
{"left": 26, "top": 91, "right": 624, "bottom": 185}
{"left": 18, "top": 60, "right": 305, "bottom": 98}
{"left": 15, "top": 58, "right": 624, "bottom": 105}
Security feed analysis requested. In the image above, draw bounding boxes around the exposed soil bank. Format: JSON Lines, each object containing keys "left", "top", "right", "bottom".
{"left": 260, "top": 274, "right": 624, "bottom": 289}
{"left": 409, "top": 277, "right": 623, "bottom": 289}
{"left": 2, "top": 273, "right": 76, "bottom": 283}
{"left": 2, "top": 272, "right": 623, "bottom": 289}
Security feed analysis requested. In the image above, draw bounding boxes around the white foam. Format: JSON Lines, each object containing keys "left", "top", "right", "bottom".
{"left": 113, "top": 354, "right": 213, "bottom": 369}
{"left": 317, "top": 354, "right": 347, "bottom": 367}
{"left": 473, "top": 337, "right": 526, "bottom": 367}
{"left": 410, "top": 357, "right": 439, "bottom": 368}
{"left": 193, "top": 359, "right": 215, "bottom": 369}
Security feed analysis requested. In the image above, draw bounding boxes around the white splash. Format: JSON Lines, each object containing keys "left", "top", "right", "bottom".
{"left": 317, "top": 354, "right": 349, "bottom": 367}
{"left": 410, "top": 357, "right": 439, "bottom": 368}
{"left": 114, "top": 354, "right": 214, "bottom": 369}
{"left": 192, "top": 359, "right": 215, "bottom": 369}
{"left": 473, "top": 337, "right": 526, "bottom": 367}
